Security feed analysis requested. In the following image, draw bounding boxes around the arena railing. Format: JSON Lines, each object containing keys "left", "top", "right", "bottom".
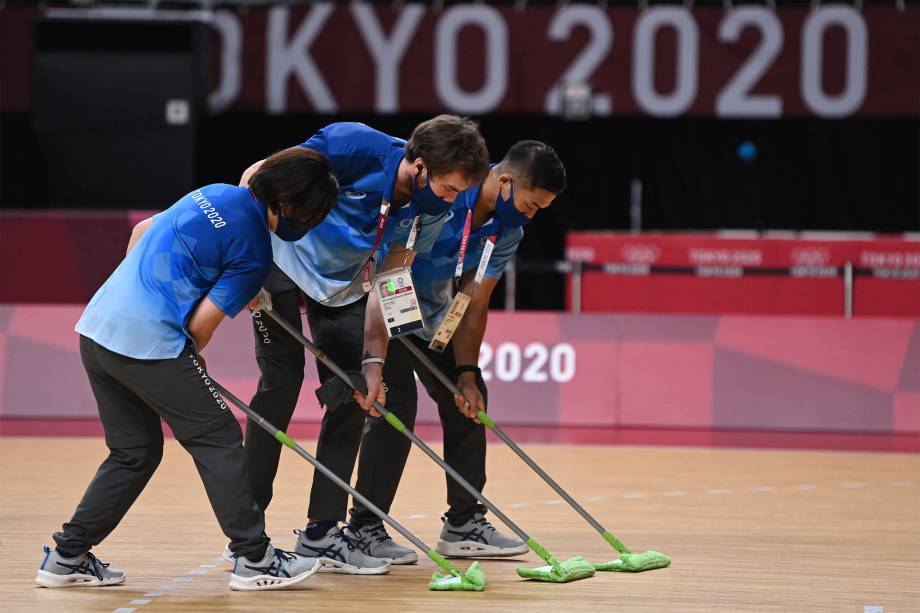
{"left": 504, "top": 258, "right": 920, "bottom": 318}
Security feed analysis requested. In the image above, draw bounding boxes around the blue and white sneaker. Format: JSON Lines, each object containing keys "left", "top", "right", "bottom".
{"left": 35, "top": 546, "right": 126, "bottom": 588}
{"left": 229, "top": 545, "right": 320, "bottom": 591}
{"left": 294, "top": 525, "right": 390, "bottom": 575}
{"left": 346, "top": 522, "right": 418, "bottom": 565}
{"left": 435, "top": 513, "right": 529, "bottom": 558}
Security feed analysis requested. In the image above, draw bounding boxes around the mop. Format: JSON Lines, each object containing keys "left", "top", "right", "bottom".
{"left": 212, "top": 380, "right": 487, "bottom": 591}
{"left": 399, "top": 336, "right": 671, "bottom": 573}
{"left": 254, "top": 295, "right": 596, "bottom": 584}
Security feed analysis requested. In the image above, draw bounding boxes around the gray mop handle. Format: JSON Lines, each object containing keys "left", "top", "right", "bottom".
{"left": 259, "top": 307, "right": 535, "bottom": 548}
{"left": 211, "top": 379, "right": 438, "bottom": 562}
{"left": 398, "top": 336, "right": 609, "bottom": 538}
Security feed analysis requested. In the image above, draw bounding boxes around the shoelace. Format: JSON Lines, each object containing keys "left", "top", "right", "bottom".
{"left": 334, "top": 529, "right": 359, "bottom": 551}
{"left": 471, "top": 516, "right": 497, "bottom": 533}
{"left": 363, "top": 524, "right": 391, "bottom": 545}
{"left": 64, "top": 552, "right": 110, "bottom": 580}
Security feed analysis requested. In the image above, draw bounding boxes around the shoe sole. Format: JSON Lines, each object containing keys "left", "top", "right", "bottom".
{"left": 35, "top": 570, "right": 125, "bottom": 588}
{"left": 316, "top": 557, "right": 391, "bottom": 575}
{"left": 229, "top": 559, "right": 321, "bottom": 591}
{"left": 436, "top": 539, "right": 530, "bottom": 558}
{"left": 221, "top": 547, "right": 235, "bottom": 563}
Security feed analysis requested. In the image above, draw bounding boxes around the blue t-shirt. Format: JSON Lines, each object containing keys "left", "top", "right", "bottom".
{"left": 270, "top": 122, "right": 447, "bottom": 307}
{"left": 404, "top": 186, "right": 524, "bottom": 341}
{"left": 76, "top": 184, "right": 272, "bottom": 359}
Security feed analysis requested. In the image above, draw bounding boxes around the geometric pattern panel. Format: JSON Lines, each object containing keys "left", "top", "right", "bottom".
{"left": 1, "top": 305, "right": 918, "bottom": 433}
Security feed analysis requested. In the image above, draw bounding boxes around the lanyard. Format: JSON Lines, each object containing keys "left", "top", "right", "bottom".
{"left": 362, "top": 202, "right": 391, "bottom": 292}
{"left": 362, "top": 201, "right": 420, "bottom": 293}
{"left": 454, "top": 212, "right": 499, "bottom": 290}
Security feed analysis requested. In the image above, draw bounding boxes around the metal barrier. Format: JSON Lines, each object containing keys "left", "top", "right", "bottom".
{"left": 505, "top": 259, "right": 920, "bottom": 318}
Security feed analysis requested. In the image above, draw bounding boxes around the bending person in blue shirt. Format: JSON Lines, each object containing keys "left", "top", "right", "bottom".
{"left": 357, "top": 141, "right": 566, "bottom": 558}
{"left": 238, "top": 116, "right": 490, "bottom": 574}
{"left": 36, "top": 148, "right": 339, "bottom": 592}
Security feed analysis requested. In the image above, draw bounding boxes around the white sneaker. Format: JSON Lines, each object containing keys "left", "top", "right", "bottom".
{"left": 294, "top": 526, "right": 391, "bottom": 575}
{"left": 229, "top": 545, "right": 320, "bottom": 591}
{"left": 435, "top": 513, "right": 529, "bottom": 558}
{"left": 35, "top": 546, "right": 126, "bottom": 588}
{"left": 347, "top": 522, "right": 418, "bottom": 565}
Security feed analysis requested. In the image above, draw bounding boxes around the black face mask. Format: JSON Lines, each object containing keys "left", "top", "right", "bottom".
{"left": 274, "top": 209, "right": 312, "bottom": 242}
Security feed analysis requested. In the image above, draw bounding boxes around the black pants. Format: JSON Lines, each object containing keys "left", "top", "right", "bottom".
{"left": 349, "top": 334, "right": 488, "bottom": 528}
{"left": 245, "top": 265, "right": 371, "bottom": 522}
{"left": 54, "top": 337, "right": 269, "bottom": 560}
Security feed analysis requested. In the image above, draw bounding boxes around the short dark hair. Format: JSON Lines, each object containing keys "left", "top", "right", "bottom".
{"left": 497, "top": 140, "right": 567, "bottom": 195}
{"left": 404, "top": 114, "right": 490, "bottom": 184}
{"left": 249, "top": 147, "right": 338, "bottom": 228}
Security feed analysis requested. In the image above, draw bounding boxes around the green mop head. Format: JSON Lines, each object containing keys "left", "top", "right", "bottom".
{"left": 516, "top": 556, "right": 596, "bottom": 583}
{"left": 593, "top": 550, "right": 671, "bottom": 572}
{"left": 428, "top": 561, "right": 487, "bottom": 592}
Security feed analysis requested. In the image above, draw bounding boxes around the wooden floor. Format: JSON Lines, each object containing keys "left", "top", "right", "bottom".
{"left": 1, "top": 437, "right": 918, "bottom": 612}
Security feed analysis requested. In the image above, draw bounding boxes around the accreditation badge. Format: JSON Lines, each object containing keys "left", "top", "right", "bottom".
{"left": 374, "top": 268, "right": 425, "bottom": 338}
{"left": 428, "top": 292, "right": 471, "bottom": 352}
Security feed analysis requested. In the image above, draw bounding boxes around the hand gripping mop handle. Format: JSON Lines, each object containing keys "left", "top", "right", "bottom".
{"left": 397, "top": 336, "right": 631, "bottom": 556}
{"left": 211, "top": 378, "right": 460, "bottom": 577}
{"left": 252, "top": 294, "right": 558, "bottom": 567}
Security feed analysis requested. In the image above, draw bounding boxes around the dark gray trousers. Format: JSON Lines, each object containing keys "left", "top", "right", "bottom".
{"left": 245, "top": 265, "right": 371, "bottom": 522}
{"left": 349, "top": 334, "right": 488, "bottom": 528}
{"left": 54, "top": 336, "right": 269, "bottom": 560}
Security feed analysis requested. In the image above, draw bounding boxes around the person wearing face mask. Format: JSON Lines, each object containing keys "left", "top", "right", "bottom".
{"left": 35, "top": 148, "right": 339, "bottom": 591}
{"left": 236, "top": 116, "right": 490, "bottom": 575}
{"left": 353, "top": 141, "right": 566, "bottom": 560}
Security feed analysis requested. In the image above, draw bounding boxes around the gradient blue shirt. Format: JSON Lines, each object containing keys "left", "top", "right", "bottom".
{"left": 76, "top": 184, "right": 271, "bottom": 359}
{"left": 402, "top": 186, "right": 523, "bottom": 341}
{"left": 271, "top": 122, "right": 447, "bottom": 307}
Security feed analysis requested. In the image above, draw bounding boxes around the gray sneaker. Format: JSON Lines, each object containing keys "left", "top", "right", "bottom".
{"left": 294, "top": 525, "right": 391, "bottom": 575}
{"left": 435, "top": 513, "right": 530, "bottom": 558}
{"left": 229, "top": 545, "right": 321, "bottom": 591}
{"left": 347, "top": 522, "right": 418, "bottom": 565}
{"left": 35, "top": 546, "right": 126, "bottom": 588}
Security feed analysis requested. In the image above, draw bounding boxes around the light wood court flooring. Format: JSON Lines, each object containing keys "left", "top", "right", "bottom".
{"left": 1, "top": 437, "right": 918, "bottom": 612}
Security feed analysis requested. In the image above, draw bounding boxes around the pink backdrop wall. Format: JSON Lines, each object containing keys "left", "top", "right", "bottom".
{"left": 1, "top": 306, "right": 917, "bottom": 433}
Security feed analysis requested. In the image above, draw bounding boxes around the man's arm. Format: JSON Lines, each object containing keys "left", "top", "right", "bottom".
{"left": 126, "top": 217, "right": 154, "bottom": 255}
{"left": 358, "top": 245, "right": 417, "bottom": 413}
{"left": 187, "top": 296, "right": 227, "bottom": 356}
{"left": 449, "top": 273, "right": 499, "bottom": 422}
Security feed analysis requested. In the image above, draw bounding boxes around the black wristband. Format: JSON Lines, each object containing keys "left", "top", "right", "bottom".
{"left": 455, "top": 364, "right": 481, "bottom": 377}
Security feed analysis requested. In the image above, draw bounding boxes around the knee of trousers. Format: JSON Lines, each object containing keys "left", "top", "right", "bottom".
{"left": 109, "top": 443, "right": 164, "bottom": 475}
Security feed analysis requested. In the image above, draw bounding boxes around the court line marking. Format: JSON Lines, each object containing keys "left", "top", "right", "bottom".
{"left": 128, "top": 600, "right": 152, "bottom": 606}
{"left": 144, "top": 592, "right": 165, "bottom": 597}
{"left": 187, "top": 569, "right": 208, "bottom": 575}
{"left": 200, "top": 563, "right": 218, "bottom": 568}
{"left": 113, "top": 609, "right": 136, "bottom": 613}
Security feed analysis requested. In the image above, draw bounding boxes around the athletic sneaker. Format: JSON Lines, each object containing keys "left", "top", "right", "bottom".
{"left": 346, "top": 522, "right": 418, "bottom": 565}
{"left": 294, "top": 525, "right": 391, "bottom": 575}
{"left": 35, "top": 546, "right": 126, "bottom": 588}
{"left": 221, "top": 544, "right": 235, "bottom": 563}
{"left": 229, "top": 545, "right": 320, "bottom": 591}
{"left": 435, "top": 513, "right": 530, "bottom": 558}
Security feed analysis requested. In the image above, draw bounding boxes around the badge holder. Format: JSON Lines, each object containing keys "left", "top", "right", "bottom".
{"left": 374, "top": 268, "right": 426, "bottom": 338}
{"left": 428, "top": 217, "right": 498, "bottom": 352}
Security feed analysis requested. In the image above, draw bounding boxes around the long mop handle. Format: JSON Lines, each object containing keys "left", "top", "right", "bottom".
{"left": 211, "top": 380, "right": 461, "bottom": 577}
{"left": 259, "top": 306, "right": 559, "bottom": 567}
{"left": 398, "top": 336, "right": 631, "bottom": 555}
